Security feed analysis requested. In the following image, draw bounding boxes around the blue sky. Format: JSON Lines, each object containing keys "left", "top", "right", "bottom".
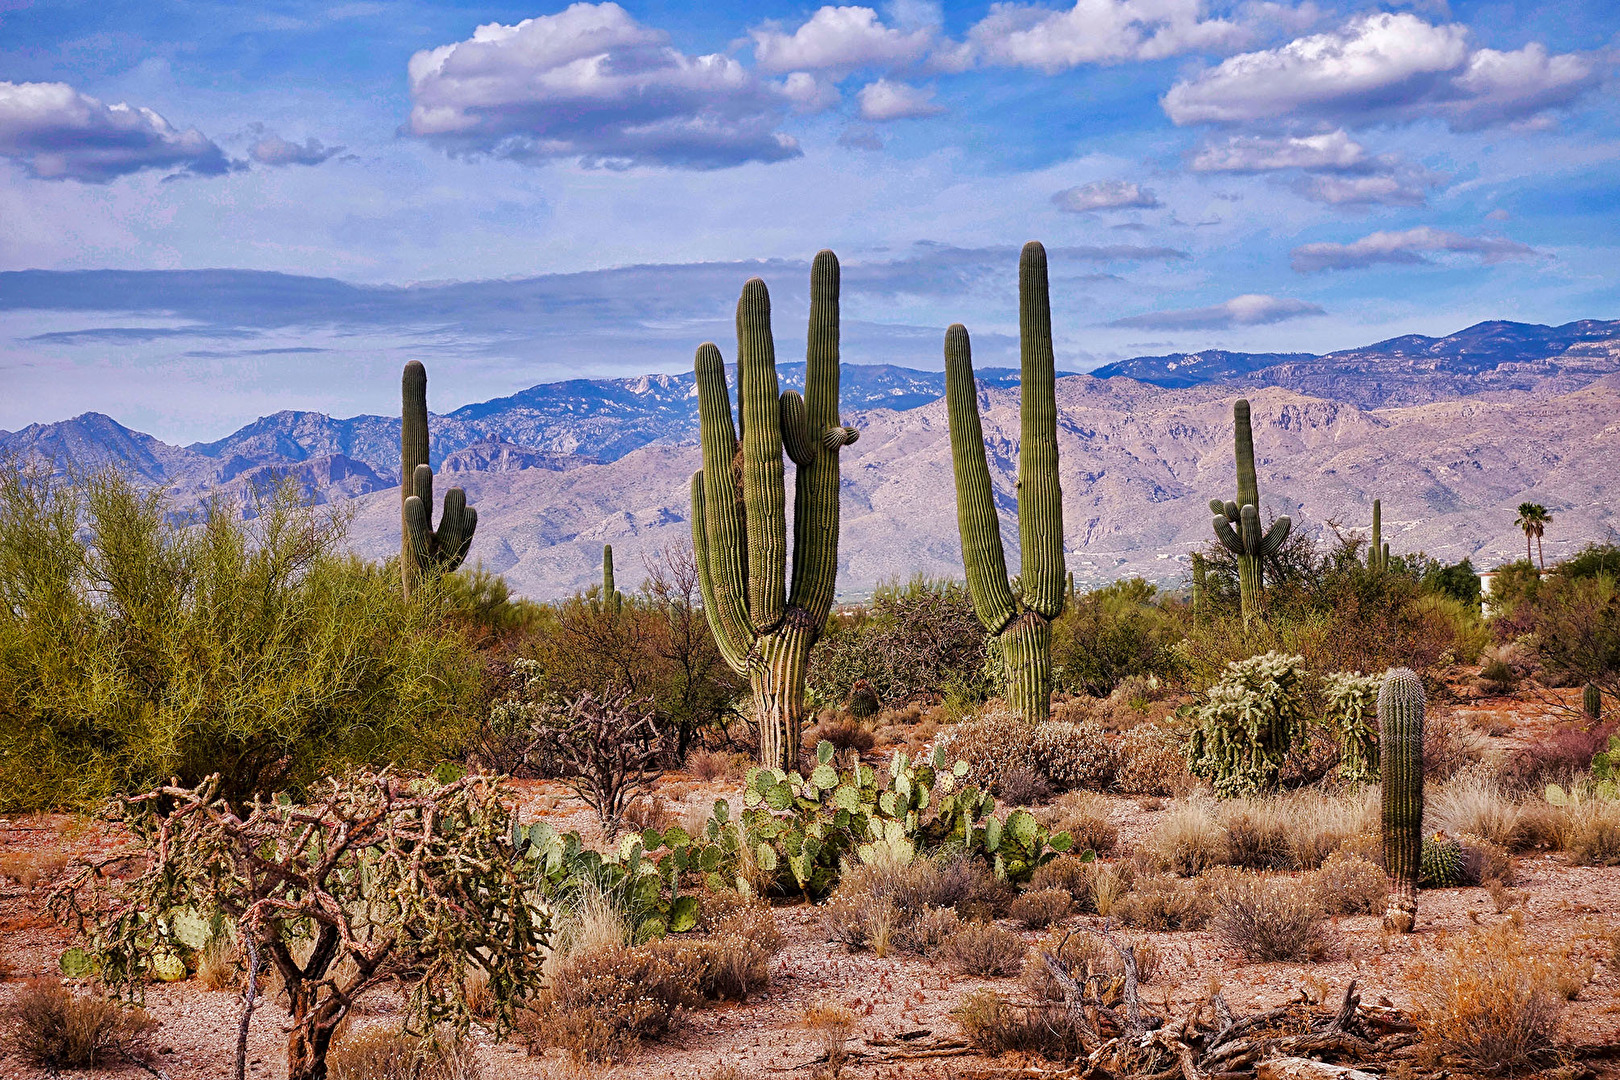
{"left": 1, "top": 0, "right": 1617, "bottom": 441}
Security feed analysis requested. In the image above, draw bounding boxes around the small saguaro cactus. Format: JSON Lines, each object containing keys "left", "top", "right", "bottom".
{"left": 1190, "top": 552, "right": 1208, "bottom": 625}
{"left": 400, "top": 361, "right": 476, "bottom": 599}
{"left": 1368, "top": 499, "right": 1385, "bottom": 571}
{"left": 1586, "top": 682, "right": 1603, "bottom": 724}
{"left": 602, "top": 544, "right": 622, "bottom": 616}
{"left": 945, "top": 241, "right": 1067, "bottom": 722}
{"left": 1378, "top": 667, "right": 1425, "bottom": 933}
{"left": 1209, "top": 399, "right": 1291, "bottom": 626}
{"left": 690, "top": 251, "right": 859, "bottom": 770}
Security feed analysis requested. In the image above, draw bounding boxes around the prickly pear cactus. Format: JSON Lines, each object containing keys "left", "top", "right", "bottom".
{"left": 149, "top": 945, "right": 187, "bottom": 982}
{"left": 59, "top": 946, "right": 96, "bottom": 978}
{"left": 1420, "top": 833, "right": 1465, "bottom": 888}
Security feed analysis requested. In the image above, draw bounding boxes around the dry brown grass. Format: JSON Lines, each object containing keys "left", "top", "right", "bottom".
{"left": 1008, "top": 887, "right": 1073, "bottom": 930}
{"left": 327, "top": 1026, "right": 484, "bottom": 1080}
{"left": 1552, "top": 786, "right": 1620, "bottom": 865}
{"left": 1407, "top": 923, "right": 1578, "bottom": 1071}
{"left": 0, "top": 850, "right": 68, "bottom": 889}
{"left": 940, "top": 922, "right": 1026, "bottom": 977}
{"left": 1427, "top": 773, "right": 1534, "bottom": 852}
{"left": 196, "top": 935, "right": 238, "bottom": 991}
{"left": 1308, "top": 851, "right": 1388, "bottom": 915}
{"left": 802, "top": 1001, "right": 857, "bottom": 1079}
{"left": 521, "top": 942, "right": 702, "bottom": 1062}
{"left": 1211, "top": 874, "right": 1331, "bottom": 962}
{"left": 952, "top": 989, "right": 1088, "bottom": 1061}
{"left": 1037, "top": 791, "right": 1118, "bottom": 854}
{"left": 684, "top": 749, "right": 752, "bottom": 782}
{"left": 1113, "top": 873, "right": 1214, "bottom": 931}
{"left": 1140, "top": 800, "right": 1227, "bottom": 875}
{"left": 3, "top": 979, "right": 155, "bottom": 1069}
{"left": 1114, "top": 723, "right": 1195, "bottom": 796}
{"left": 1021, "top": 929, "right": 1160, "bottom": 1001}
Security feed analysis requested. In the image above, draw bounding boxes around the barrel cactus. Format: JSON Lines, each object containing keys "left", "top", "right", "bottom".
{"left": 1208, "top": 400, "right": 1290, "bottom": 626}
{"left": 1378, "top": 667, "right": 1425, "bottom": 933}
{"left": 690, "top": 252, "right": 859, "bottom": 770}
{"left": 944, "top": 242, "right": 1067, "bottom": 721}
{"left": 1420, "top": 832, "right": 1465, "bottom": 888}
{"left": 849, "top": 678, "right": 880, "bottom": 719}
{"left": 400, "top": 361, "right": 476, "bottom": 599}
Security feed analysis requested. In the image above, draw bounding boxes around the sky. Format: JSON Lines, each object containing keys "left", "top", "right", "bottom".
{"left": 1, "top": 0, "right": 1617, "bottom": 442}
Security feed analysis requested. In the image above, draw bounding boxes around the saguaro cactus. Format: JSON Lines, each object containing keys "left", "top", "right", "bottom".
{"left": 1368, "top": 499, "right": 1385, "bottom": 571}
{"left": 400, "top": 361, "right": 476, "bottom": 599}
{"left": 1585, "top": 682, "right": 1603, "bottom": 724}
{"left": 1209, "top": 399, "right": 1290, "bottom": 625}
{"left": 602, "top": 544, "right": 622, "bottom": 616}
{"left": 690, "top": 252, "right": 859, "bottom": 770}
{"left": 1378, "top": 667, "right": 1425, "bottom": 933}
{"left": 945, "top": 241, "right": 1066, "bottom": 722}
{"left": 1190, "top": 552, "right": 1207, "bottom": 626}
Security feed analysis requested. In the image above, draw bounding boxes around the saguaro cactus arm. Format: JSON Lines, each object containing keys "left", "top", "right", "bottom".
{"left": 694, "top": 344, "right": 754, "bottom": 663}
{"left": 1207, "top": 399, "right": 1289, "bottom": 623}
{"left": 1379, "top": 666, "right": 1425, "bottom": 933}
{"left": 945, "top": 323, "right": 1018, "bottom": 637}
{"left": 1017, "top": 241, "right": 1066, "bottom": 621}
{"left": 400, "top": 361, "right": 476, "bottom": 598}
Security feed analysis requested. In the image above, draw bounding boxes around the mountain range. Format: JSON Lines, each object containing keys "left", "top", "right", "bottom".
{"left": 4, "top": 318, "right": 1617, "bottom": 598}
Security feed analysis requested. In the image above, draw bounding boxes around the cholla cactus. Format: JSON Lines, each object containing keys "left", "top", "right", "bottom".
{"left": 1186, "top": 652, "right": 1309, "bottom": 797}
{"left": 1323, "top": 670, "right": 1383, "bottom": 784}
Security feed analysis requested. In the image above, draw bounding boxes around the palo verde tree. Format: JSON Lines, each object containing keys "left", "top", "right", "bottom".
{"left": 690, "top": 251, "right": 859, "bottom": 770}
{"left": 944, "top": 241, "right": 1067, "bottom": 721}
{"left": 401, "top": 361, "right": 476, "bottom": 600}
{"left": 52, "top": 772, "right": 549, "bottom": 1080}
{"left": 1208, "top": 399, "right": 1291, "bottom": 626}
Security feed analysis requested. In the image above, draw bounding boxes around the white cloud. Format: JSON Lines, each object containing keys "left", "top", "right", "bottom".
{"left": 249, "top": 130, "right": 344, "bottom": 167}
{"left": 780, "top": 72, "right": 842, "bottom": 113}
{"left": 970, "top": 0, "right": 1244, "bottom": 72}
{"left": 406, "top": 2, "right": 801, "bottom": 169}
{"left": 752, "top": 6, "right": 934, "bottom": 73}
{"left": 0, "top": 81, "right": 232, "bottom": 182}
{"left": 857, "top": 79, "right": 945, "bottom": 121}
{"left": 1191, "top": 130, "right": 1367, "bottom": 172}
{"left": 1296, "top": 172, "right": 1431, "bottom": 207}
{"left": 1291, "top": 226, "right": 1538, "bottom": 272}
{"left": 1110, "top": 293, "right": 1324, "bottom": 329}
{"left": 1163, "top": 12, "right": 1595, "bottom": 130}
{"left": 1052, "top": 179, "right": 1160, "bottom": 212}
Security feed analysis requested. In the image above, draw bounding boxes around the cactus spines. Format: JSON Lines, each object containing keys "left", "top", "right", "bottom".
{"left": 1369, "top": 499, "right": 1384, "bottom": 571}
{"left": 1209, "top": 399, "right": 1290, "bottom": 626}
{"left": 690, "top": 251, "right": 857, "bottom": 770}
{"left": 1378, "top": 666, "right": 1425, "bottom": 933}
{"left": 1420, "top": 832, "right": 1465, "bottom": 888}
{"left": 603, "top": 544, "right": 622, "bottom": 616}
{"left": 1585, "top": 682, "right": 1603, "bottom": 724}
{"left": 400, "top": 361, "right": 476, "bottom": 599}
{"left": 944, "top": 242, "right": 1066, "bottom": 722}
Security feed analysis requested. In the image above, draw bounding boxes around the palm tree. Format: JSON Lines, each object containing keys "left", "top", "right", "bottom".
{"left": 1514, "top": 503, "right": 1552, "bottom": 570}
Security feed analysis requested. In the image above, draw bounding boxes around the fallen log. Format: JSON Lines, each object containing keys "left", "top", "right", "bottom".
{"left": 1255, "top": 1057, "right": 1379, "bottom": 1080}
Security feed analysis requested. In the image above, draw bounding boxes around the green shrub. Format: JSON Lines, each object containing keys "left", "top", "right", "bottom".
{"left": 808, "top": 577, "right": 989, "bottom": 707}
{"left": 1051, "top": 578, "right": 1187, "bottom": 696}
{"left": 1185, "top": 652, "right": 1310, "bottom": 797}
{"left": 0, "top": 468, "right": 486, "bottom": 809}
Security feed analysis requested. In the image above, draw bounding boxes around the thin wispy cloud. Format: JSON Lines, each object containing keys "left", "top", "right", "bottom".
{"left": 1291, "top": 227, "right": 1539, "bottom": 272}
{"left": 1109, "top": 293, "right": 1323, "bottom": 329}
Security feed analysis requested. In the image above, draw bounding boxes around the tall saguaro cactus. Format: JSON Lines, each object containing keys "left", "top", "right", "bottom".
{"left": 1368, "top": 499, "right": 1385, "bottom": 571}
{"left": 690, "top": 252, "right": 859, "bottom": 770}
{"left": 1190, "top": 552, "right": 1208, "bottom": 626}
{"left": 400, "top": 361, "right": 476, "bottom": 599}
{"left": 1379, "top": 667, "right": 1425, "bottom": 933}
{"left": 945, "top": 241, "right": 1066, "bottom": 722}
{"left": 1209, "top": 399, "right": 1290, "bottom": 626}
{"left": 602, "top": 544, "right": 622, "bottom": 616}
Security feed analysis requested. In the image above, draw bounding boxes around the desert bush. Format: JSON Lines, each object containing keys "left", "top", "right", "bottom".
{"left": 1032, "top": 720, "right": 1116, "bottom": 789}
{"left": 1212, "top": 875, "right": 1330, "bottom": 962}
{"left": 327, "top": 1027, "right": 483, "bottom": 1080}
{"left": 809, "top": 577, "right": 989, "bottom": 706}
{"left": 820, "top": 890, "right": 897, "bottom": 954}
{"left": 1427, "top": 773, "right": 1531, "bottom": 852}
{"left": 896, "top": 906, "right": 961, "bottom": 956}
{"left": 4, "top": 979, "right": 155, "bottom": 1069}
{"left": 1186, "top": 652, "right": 1311, "bottom": 797}
{"left": 1550, "top": 784, "right": 1620, "bottom": 865}
{"left": 935, "top": 854, "right": 1015, "bottom": 921}
{"left": 802, "top": 716, "right": 875, "bottom": 753}
{"left": 1113, "top": 874, "right": 1213, "bottom": 931}
{"left": 821, "top": 858, "right": 956, "bottom": 955}
{"left": 1500, "top": 722, "right": 1615, "bottom": 791}
{"left": 1458, "top": 834, "right": 1515, "bottom": 886}
{"left": 1037, "top": 791, "right": 1118, "bottom": 855}
{"left": 1422, "top": 706, "right": 1491, "bottom": 781}
{"left": 1022, "top": 930, "right": 1160, "bottom": 1001}
{"left": 995, "top": 766, "right": 1052, "bottom": 806}
{"left": 1308, "top": 851, "right": 1388, "bottom": 915}
{"left": 0, "top": 849, "right": 67, "bottom": 889}
{"left": 1052, "top": 578, "right": 1188, "bottom": 697}
{"left": 0, "top": 469, "right": 486, "bottom": 810}
{"left": 1088, "top": 864, "right": 1132, "bottom": 918}
{"left": 1407, "top": 923, "right": 1574, "bottom": 1071}
{"left": 1115, "top": 723, "right": 1195, "bottom": 796}
{"left": 1008, "top": 887, "right": 1072, "bottom": 930}
{"left": 1140, "top": 800, "right": 1227, "bottom": 876}
{"left": 953, "top": 989, "right": 1088, "bottom": 1061}
{"left": 685, "top": 748, "right": 752, "bottom": 783}
{"left": 935, "top": 707, "right": 1038, "bottom": 795}
{"left": 522, "top": 942, "right": 701, "bottom": 1062}
{"left": 1503, "top": 566, "right": 1619, "bottom": 700}
{"left": 1323, "top": 670, "right": 1382, "bottom": 784}
{"left": 940, "top": 923, "right": 1026, "bottom": 977}
{"left": 1216, "top": 799, "right": 1292, "bottom": 869}
{"left": 802, "top": 1000, "right": 857, "bottom": 1078}
{"left": 1027, "top": 855, "right": 1096, "bottom": 906}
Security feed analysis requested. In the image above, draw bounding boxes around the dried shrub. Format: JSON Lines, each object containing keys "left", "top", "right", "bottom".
{"left": 936, "top": 707, "right": 1038, "bottom": 795}
{"left": 997, "top": 766, "right": 1052, "bottom": 806}
{"left": 935, "top": 854, "right": 1015, "bottom": 921}
{"left": 1499, "top": 723, "right": 1614, "bottom": 792}
{"left": 196, "top": 935, "right": 238, "bottom": 992}
{"left": 1027, "top": 856, "right": 1096, "bottom": 907}
{"left": 4, "top": 979, "right": 155, "bottom": 1069}
{"left": 685, "top": 749, "right": 751, "bottom": 783}
{"left": 1038, "top": 791, "right": 1118, "bottom": 854}
{"left": 1115, "top": 723, "right": 1194, "bottom": 796}
{"left": 1308, "top": 852, "right": 1387, "bottom": 915}
{"left": 1032, "top": 721, "right": 1117, "bottom": 789}
{"left": 529, "top": 689, "right": 667, "bottom": 833}
{"left": 0, "top": 851, "right": 67, "bottom": 890}
{"left": 896, "top": 907, "right": 961, "bottom": 957}
{"left": 1114, "top": 874, "right": 1213, "bottom": 931}
{"left": 621, "top": 796, "right": 673, "bottom": 835}
{"left": 1216, "top": 800, "right": 1292, "bottom": 869}
{"left": 1022, "top": 930, "right": 1159, "bottom": 1001}
{"left": 1427, "top": 773, "right": 1532, "bottom": 852}
{"left": 327, "top": 1026, "right": 484, "bottom": 1080}
{"left": 1212, "top": 875, "right": 1330, "bottom": 962}
{"left": 1009, "top": 887, "right": 1073, "bottom": 930}
{"left": 802, "top": 1001, "right": 857, "bottom": 1078}
{"left": 803, "top": 717, "right": 875, "bottom": 753}
{"left": 1140, "top": 800, "right": 1227, "bottom": 876}
{"left": 701, "top": 893, "right": 782, "bottom": 956}
{"left": 1407, "top": 923, "right": 1574, "bottom": 1071}
{"left": 819, "top": 891, "right": 895, "bottom": 954}
{"left": 521, "top": 943, "right": 702, "bottom": 1062}
{"left": 940, "top": 923, "right": 1026, "bottom": 977}
{"left": 952, "top": 989, "right": 1088, "bottom": 1061}
{"left": 1458, "top": 834, "right": 1515, "bottom": 886}
{"left": 1555, "top": 788, "right": 1620, "bottom": 866}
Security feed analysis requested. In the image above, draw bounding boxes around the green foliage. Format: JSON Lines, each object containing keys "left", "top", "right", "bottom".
{"left": 1560, "top": 543, "right": 1620, "bottom": 581}
{"left": 808, "top": 577, "right": 989, "bottom": 707}
{"left": 1323, "top": 670, "right": 1383, "bottom": 784}
{"left": 1422, "top": 558, "right": 1482, "bottom": 610}
{"left": 437, "top": 563, "right": 543, "bottom": 640}
{"left": 515, "top": 820, "right": 710, "bottom": 941}
{"left": 1051, "top": 578, "right": 1188, "bottom": 696}
{"left": 0, "top": 467, "right": 486, "bottom": 810}
{"left": 1185, "top": 652, "right": 1311, "bottom": 797}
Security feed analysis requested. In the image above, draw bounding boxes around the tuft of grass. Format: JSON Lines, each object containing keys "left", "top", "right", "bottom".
{"left": 1037, "top": 791, "right": 1118, "bottom": 854}
{"left": 1552, "top": 785, "right": 1620, "bottom": 865}
{"left": 196, "top": 935, "right": 239, "bottom": 992}
{"left": 1211, "top": 874, "right": 1330, "bottom": 962}
{"left": 1008, "top": 887, "right": 1073, "bottom": 930}
{"left": 1308, "top": 851, "right": 1387, "bottom": 916}
{"left": 0, "top": 850, "right": 68, "bottom": 890}
{"left": 3, "top": 979, "right": 156, "bottom": 1069}
{"left": 952, "top": 989, "right": 1087, "bottom": 1061}
{"left": 1113, "top": 874, "right": 1213, "bottom": 931}
{"left": 327, "top": 1026, "right": 484, "bottom": 1080}
{"left": 1427, "top": 773, "right": 1533, "bottom": 852}
{"left": 939, "top": 923, "right": 1026, "bottom": 977}
{"left": 802, "top": 1001, "right": 856, "bottom": 1080}
{"left": 1407, "top": 923, "right": 1577, "bottom": 1071}
{"left": 1140, "top": 800, "right": 1227, "bottom": 876}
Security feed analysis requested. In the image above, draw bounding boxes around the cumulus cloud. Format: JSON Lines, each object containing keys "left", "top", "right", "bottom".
{"left": 1290, "top": 226, "right": 1538, "bottom": 272}
{"left": 970, "top": 0, "right": 1244, "bottom": 72}
{"left": 248, "top": 131, "right": 344, "bottom": 167}
{"left": 1191, "top": 130, "right": 1367, "bottom": 172}
{"left": 0, "top": 81, "right": 232, "bottom": 182}
{"left": 752, "top": 6, "right": 934, "bottom": 73}
{"left": 856, "top": 78, "right": 945, "bottom": 120}
{"left": 1163, "top": 12, "right": 1596, "bottom": 130}
{"left": 1109, "top": 293, "right": 1323, "bottom": 329}
{"left": 406, "top": 2, "right": 800, "bottom": 169}
{"left": 1052, "top": 179, "right": 1160, "bottom": 213}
